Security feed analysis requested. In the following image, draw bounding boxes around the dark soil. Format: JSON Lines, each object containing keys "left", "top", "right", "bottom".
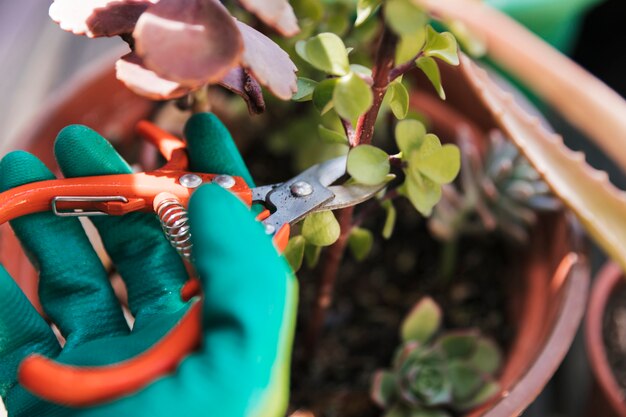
{"left": 602, "top": 283, "right": 626, "bottom": 396}
{"left": 286, "top": 198, "right": 517, "bottom": 417}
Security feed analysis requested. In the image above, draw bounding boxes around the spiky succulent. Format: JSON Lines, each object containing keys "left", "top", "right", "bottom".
{"left": 428, "top": 130, "right": 561, "bottom": 243}
{"left": 371, "top": 298, "right": 502, "bottom": 417}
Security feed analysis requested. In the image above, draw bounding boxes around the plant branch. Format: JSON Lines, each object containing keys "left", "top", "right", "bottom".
{"left": 341, "top": 117, "right": 357, "bottom": 146}
{"left": 389, "top": 51, "right": 424, "bottom": 81}
{"left": 354, "top": 27, "right": 398, "bottom": 145}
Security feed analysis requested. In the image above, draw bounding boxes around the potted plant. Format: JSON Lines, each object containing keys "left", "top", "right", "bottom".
{"left": 6, "top": 0, "right": 624, "bottom": 416}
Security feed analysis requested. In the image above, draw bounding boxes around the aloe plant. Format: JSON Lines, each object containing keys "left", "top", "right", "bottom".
{"left": 372, "top": 298, "right": 502, "bottom": 417}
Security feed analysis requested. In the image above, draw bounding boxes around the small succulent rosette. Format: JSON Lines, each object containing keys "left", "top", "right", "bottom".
{"left": 371, "top": 297, "right": 502, "bottom": 417}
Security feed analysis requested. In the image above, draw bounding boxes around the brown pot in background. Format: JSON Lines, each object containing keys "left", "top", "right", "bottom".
{"left": 585, "top": 262, "right": 626, "bottom": 417}
{"left": 0, "top": 56, "right": 590, "bottom": 417}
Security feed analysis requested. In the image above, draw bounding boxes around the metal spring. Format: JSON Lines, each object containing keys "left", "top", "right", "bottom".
{"left": 155, "top": 197, "right": 193, "bottom": 260}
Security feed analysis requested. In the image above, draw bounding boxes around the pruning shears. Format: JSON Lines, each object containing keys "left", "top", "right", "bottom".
{"left": 0, "top": 121, "right": 387, "bottom": 406}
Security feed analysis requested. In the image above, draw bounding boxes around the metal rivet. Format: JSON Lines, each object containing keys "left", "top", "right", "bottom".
{"left": 179, "top": 174, "right": 203, "bottom": 189}
{"left": 264, "top": 224, "right": 276, "bottom": 235}
{"left": 213, "top": 175, "right": 236, "bottom": 189}
{"left": 290, "top": 181, "right": 313, "bottom": 197}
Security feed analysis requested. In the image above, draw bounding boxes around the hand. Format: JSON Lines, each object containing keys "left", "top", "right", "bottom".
{"left": 0, "top": 113, "right": 297, "bottom": 417}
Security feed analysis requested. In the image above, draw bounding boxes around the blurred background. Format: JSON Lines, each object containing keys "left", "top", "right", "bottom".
{"left": 0, "top": 0, "right": 625, "bottom": 416}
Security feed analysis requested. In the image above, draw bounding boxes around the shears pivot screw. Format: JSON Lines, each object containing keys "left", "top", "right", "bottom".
{"left": 212, "top": 175, "right": 236, "bottom": 189}
{"left": 264, "top": 224, "right": 276, "bottom": 235}
{"left": 290, "top": 181, "right": 313, "bottom": 197}
{"left": 179, "top": 174, "right": 203, "bottom": 189}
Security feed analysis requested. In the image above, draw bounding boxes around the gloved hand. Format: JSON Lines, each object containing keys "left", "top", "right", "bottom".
{"left": 0, "top": 113, "right": 297, "bottom": 417}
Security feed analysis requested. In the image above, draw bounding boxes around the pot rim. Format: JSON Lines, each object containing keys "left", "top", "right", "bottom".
{"left": 585, "top": 261, "right": 626, "bottom": 416}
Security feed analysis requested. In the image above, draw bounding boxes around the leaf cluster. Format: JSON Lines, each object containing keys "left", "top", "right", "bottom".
{"left": 372, "top": 297, "right": 502, "bottom": 417}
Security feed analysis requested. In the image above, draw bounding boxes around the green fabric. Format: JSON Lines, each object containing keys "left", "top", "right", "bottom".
{"left": 0, "top": 113, "right": 297, "bottom": 417}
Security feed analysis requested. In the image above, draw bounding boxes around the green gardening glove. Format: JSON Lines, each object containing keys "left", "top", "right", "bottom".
{"left": 0, "top": 113, "right": 297, "bottom": 417}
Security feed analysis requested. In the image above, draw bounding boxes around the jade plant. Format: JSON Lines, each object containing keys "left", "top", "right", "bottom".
{"left": 371, "top": 297, "right": 502, "bottom": 417}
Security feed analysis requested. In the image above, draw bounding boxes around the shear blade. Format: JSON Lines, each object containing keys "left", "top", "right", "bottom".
{"left": 312, "top": 181, "right": 392, "bottom": 213}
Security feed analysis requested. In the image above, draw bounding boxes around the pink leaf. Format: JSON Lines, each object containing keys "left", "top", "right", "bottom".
{"left": 238, "top": 0, "right": 300, "bottom": 37}
{"left": 219, "top": 68, "right": 266, "bottom": 114}
{"left": 236, "top": 21, "right": 298, "bottom": 101}
{"left": 116, "top": 53, "right": 197, "bottom": 100}
{"left": 134, "top": 0, "right": 243, "bottom": 85}
{"left": 49, "top": 0, "right": 155, "bottom": 38}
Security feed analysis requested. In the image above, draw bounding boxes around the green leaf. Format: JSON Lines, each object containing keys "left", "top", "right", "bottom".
{"left": 292, "top": 0, "right": 324, "bottom": 22}
{"left": 292, "top": 77, "right": 318, "bottom": 102}
{"left": 382, "top": 200, "right": 396, "bottom": 239}
{"left": 356, "top": 0, "right": 382, "bottom": 26}
{"left": 395, "top": 119, "right": 427, "bottom": 155}
{"left": 424, "top": 26, "right": 460, "bottom": 66}
{"left": 333, "top": 72, "right": 373, "bottom": 122}
{"left": 304, "top": 242, "right": 322, "bottom": 268}
{"left": 284, "top": 235, "right": 305, "bottom": 271}
{"left": 404, "top": 173, "right": 442, "bottom": 216}
{"left": 384, "top": 0, "right": 427, "bottom": 36}
{"left": 318, "top": 125, "right": 348, "bottom": 144}
{"left": 347, "top": 145, "right": 390, "bottom": 185}
{"left": 437, "top": 331, "right": 479, "bottom": 359}
{"left": 302, "top": 211, "right": 341, "bottom": 247}
{"left": 348, "top": 227, "right": 374, "bottom": 261}
{"left": 312, "top": 78, "right": 338, "bottom": 114}
{"left": 468, "top": 338, "right": 502, "bottom": 374}
{"left": 455, "top": 381, "right": 500, "bottom": 411}
{"left": 409, "top": 409, "right": 452, "bottom": 417}
{"left": 395, "top": 28, "right": 427, "bottom": 63}
{"left": 401, "top": 296, "right": 442, "bottom": 343}
{"left": 448, "top": 361, "right": 484, "bottom": 403}
{"left": 416, "top": 144, "right": 461, "bottom": 184}
{"left": 384, "top": 405, "right": 411, "bottom": 417}
{"left": 296, "top": 33, "right": 350, "bottom": 76}
{"left": 417, "top": 56, "right": 445, "bottom": 100}
{"left": 349, "top": 64, "right": 372, "bottom": 77}
{"left": 371, "top": 370, "right": 397, "bottom": 407}
{"left": 388, "top": 81, "right": 409, "bottom": 119}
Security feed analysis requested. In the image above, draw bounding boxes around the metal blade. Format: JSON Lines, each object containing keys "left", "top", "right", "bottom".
{"left": 311, "top": 181, "right": 391, "bottom": 213}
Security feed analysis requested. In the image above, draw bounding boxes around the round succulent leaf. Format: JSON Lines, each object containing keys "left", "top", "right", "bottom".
{"left": 424, "top": 26, "right": 460, "bottom": 66}
{"left": 350, "top": 64, "right": 373, "bottom": 77}
{"left": 238, "top": 0, "right": 300, "bottom": 37}
{"left": 318, "top": 125, "right": 348, "bottom": 144}
{"left": 447, "top": 361, "right": 485, "bottom": 403}
{"left": 404, "top": 172, "right": 442, "bottom": 216}
{"left": 304, "top": 242, "right": 322, "bottom": 268}
{"left": 356, "top": 0, "right": 382, "bottom": 26}
{"left": 395, "top": 119, "right": 427, "bottom": 155}
{"left": 237, "top": 21, "right": 298, "bottom": 100}
{"left": 468, "top": 338, "right": 502, "bottom": 374}
{"left": 347, "top": 145, "right": 391, "bottom": 186}
{"left": 302, "top": 211, "right": 341, "bottom": 247}
{"left": 292, "top": 0, "right": 324, "bottom": 22}
{"left": 382, "top": 199, "right": 397, "bottom": 239}
{"left": 384, "top": 0, "right": 427, "bottom": 36}
{"left": 409, "top": 409, "right": 452, "bottom": 417}
{"left": 298, "top": 32, "right": 350, "bottom": 76}
{"left": 437, "top": 331, "right": 479, "bottom": 360}
{"left": 284, "top": 235, "right": 306, "bottom": 271}
{"left": 348, "top": 227, "right": 374, "bottom": 261}
{"left": 416, "top": 144, "right": 461, "bottom": 185}
{"left": 395, "top": 28, "right": 427, "bottom": 64}
{"left": 404, "top": 356, "right": 452, "bottom": 406}
{"left": 312, "top": 78, "right": 338, "bottom": 114}
{"left": 401, "top": 296, "right": 442, "bottom": 343}
{"left": 417, "top": 56, "right": 445, "bottom": 100}
{"left": 293, "top": 77, "right": 318, "bottom": 101}
{"left": 454, "top": 381, "right": 500, "bottom": 411}
{"left": 134, "top": 0, "right": 242, "bottom": 85}
{"left": 333, "top": 72, "right": 374, "bottom": 122}
{"left": 371, "top": 370, "right": 398, "bottom": 408}
{"left": 388, "top": 81, "right": 410, "bottom": 120}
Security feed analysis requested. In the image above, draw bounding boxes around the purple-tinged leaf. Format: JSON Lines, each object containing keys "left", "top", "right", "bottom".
{"left": 238, "top": 0, "right": 300, "bottom": 37}
{"left": 49, "top": 0, "right": 155, "bottom": 38}
{"left": 219, "top": 67, "right": 266, "bottom": 114}
{"left": 116, "top": 53, "right": 196, "bottom": 100}
{"left": 134, "top": 0, "right": 243, "bottom": 85}
{"left": 236, "top": 21, "right": 298, "bottom": 101}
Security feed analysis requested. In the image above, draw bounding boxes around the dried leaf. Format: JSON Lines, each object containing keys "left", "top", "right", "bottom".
{"left": 134, "top": 0, "right": 242, "bottom": 85}
{"left": 49, "top": 0, "right": 155, "bottom": 38}
{"left": 219, "top": 67, "right": 266, "bottom": 114}
{"left": 461, "top": 53, "right": 626, "bottom": 274}
{"left": 116, "top": 53, "right": 195, "bottom": 100}
{"left": 236, "top": 21, "right": 298, "bottom": 101}
{"left": 238, "top": 0, "right": 300, "bottom": 37}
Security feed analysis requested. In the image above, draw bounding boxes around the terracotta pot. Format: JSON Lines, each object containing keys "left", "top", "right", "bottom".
{"left": 585, "top": 261, "right": 626, "bottom": 417}
{"left": 2, "top": 55, "right": 590, "bottom": 417}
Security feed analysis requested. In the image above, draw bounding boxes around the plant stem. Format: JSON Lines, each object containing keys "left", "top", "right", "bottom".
{"left": 354, "top": 27, "right": 398, "bottom": 146}
{"left": 389, "top": 51, "right": 424, "bottom": 81}
{"left": 305, "top": 206, "right": 354, "bottom": 354}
